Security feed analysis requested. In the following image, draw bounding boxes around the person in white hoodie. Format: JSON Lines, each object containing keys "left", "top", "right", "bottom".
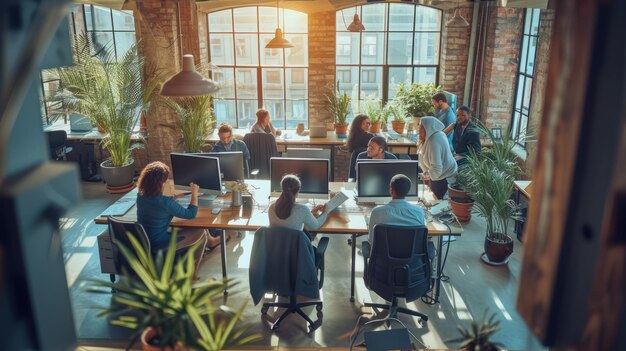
{"left": 418, "top": 116, "right": 457, "bottom": 199}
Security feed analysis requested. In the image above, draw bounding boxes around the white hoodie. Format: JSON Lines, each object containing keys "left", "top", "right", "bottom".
{"left": 418, "top": 117, "right": 457, "bottom": 181}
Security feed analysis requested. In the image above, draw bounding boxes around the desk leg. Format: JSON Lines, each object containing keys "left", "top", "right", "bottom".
{"left": 350, "top": 232, "right": 356, "bottom": 302}
{"left": 434, "top": 236, "right": 443, "bottom": 303}
{"left": 220, "top": 230, "right": 228, "bottom": 295}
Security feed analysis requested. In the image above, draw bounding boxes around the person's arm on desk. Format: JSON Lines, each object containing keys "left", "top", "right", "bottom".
{"left": 166, "top": 183, "right": 199, "bottom": 219}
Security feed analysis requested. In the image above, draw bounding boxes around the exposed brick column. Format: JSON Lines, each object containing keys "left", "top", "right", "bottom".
{"left": 308, "top": 11, "right": 336, "bottom": 127}
{"left": 440, "top": 6, "right": 473, "bottom": 103}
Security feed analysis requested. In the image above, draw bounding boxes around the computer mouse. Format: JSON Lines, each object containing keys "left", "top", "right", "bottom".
{"left": 211, "top": 208, "right": 221, "bottom": 215}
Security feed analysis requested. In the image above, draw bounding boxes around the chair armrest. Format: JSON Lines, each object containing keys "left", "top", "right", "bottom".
{"left": 361, "top": 241, "right": 371, "bottom": 287}
{"left": 315, "top": 237, "right": 330, "bottom": 289}
{"left": 362, "top": 241, "right": 371, "bottom": 259}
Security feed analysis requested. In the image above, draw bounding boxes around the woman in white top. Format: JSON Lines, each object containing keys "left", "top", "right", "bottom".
{"left": 268, "top": 174, "right": 328, "bottom": 231}
{"left": 418, "top": 116, "right": 457, "bottom": 199}
{"left": 250, "top": 108, "right": 281, "bottom": 137}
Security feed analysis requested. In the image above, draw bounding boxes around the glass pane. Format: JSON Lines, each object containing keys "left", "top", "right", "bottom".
{"left": 531, "top": 9, "right": 541, "bottom": 35}
{"left": 114, "top": 32, "right": 136, "bottom": 59}
{"left": 235, "top": 68, "right": 258, "bottom": 99}
{"left": 389, "top": 3, "right": 414, "bottom": 31}
{"left": 361, "top": 3, "right": 385, "bottom": 31}
{"left": 285, "top": 34, "right": 308, "bottom": 66}
{"left": 286, "top": 68, "right": 307, "bottom": 100}
{"left": 209, "top": 34, "right": 235, "bottom": 66}
{"left": 286, "top": 100, "right": 308, "bottom": 129}
{"left": 511, "top": 111, "right": 520, "bottom": 140}
{"left": 388, "top": 67, "right": 412, "bottom": 99}
{"left": 336, "top": 66, "right": 359, "bottom": 97}
{"left": 263, "top": 100, "right": 285, "bottom": 129}
{"left": 93, "top": 5, "right": 112, "bottom": 30}
{"left": 84, "top": 5, "right": 93, "bottom": 31}
{"left": 237, "top": 100, "right": 258, "bottom": 128}
{"left": 526, "top": 36, "right": 537, "bottom": 74}
{"left": 520, "top": 114, "right": 529, "bottom": 142}
{"left": 233, "top": 7, "right": 257, "bottom": 32}
{"left": 520, "top": 35, "right": 528, "bottom": 74}
{"left": 515, "top": 76, "right": 525, "bottom": 110}
{"left": 413, "top": 32, "right": 439, "bottom": 64}
{"left": 208, "top": 9, "right": 233, "bottom": 32}
{"left": 260, "top": 34, "right": 284, "bottom": 66}
{"left": 337, "top": 7, "right": 358, "bottom": 31}
{"left": 360, "top": 66, "right": 382, "bottom": 99}
{"left": 413, "top": 67, "right": 436, "bottom": 84}
{"left": 259, "top": 7, "right": 281, "bottom": 33}
{"left": 361, "top": 33, "right": 384, "bottom": 65}
{"left": 262, "top": 68, "right": 284, "bottom": 99}
{"left": 213, "top": 67, "right": 235, "bottom": 98}
{"left": 415, "top": 6, "right": 441, "bottom": 31}
{"left": 214, "top": 99, "right": 236, "bottom": 127}
{"left": 284, "top": 9, "right": 307, "bottom": 33}
{"left": 112, "top": 10, "right": 134, "bottom": 31}
{"left": 523, "top": 77, "right": 533, "bottom": 112}
{"left": 336, "top": 32, "right": 360, "bottom": 64}
{"left": 234, "top": 34, "right": 258, "bottom": 65}
{"left": 92, "top": 32, "right": 114, "bottom": 53}
{"left": 388, "top": 32, "right": 413, "bottom": 64}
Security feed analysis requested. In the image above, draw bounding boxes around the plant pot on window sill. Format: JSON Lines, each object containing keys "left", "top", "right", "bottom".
{"left": 334, "top": 123, "right": 348, "bottom": 138}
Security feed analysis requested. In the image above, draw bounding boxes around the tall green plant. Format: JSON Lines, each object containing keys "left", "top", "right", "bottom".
{"left": 87, "top": 232, "right": 260, "bottom": 350}
{"left": 394, "top": 82, "right": 440, "bottom": 117}
{"left": 448, "top": 311, "right": 504, "bottom": 351}
{"left": 163, "top": 95, "right": 215, "bottom": 153}
{"left": 385, "top": 101, "right": 407, "bottom": 123}
{"left": 324, "top": 81, "right": 351, "bottom": 126}
{"left": 358, "top": 98, "right": 383, "bottom": 123}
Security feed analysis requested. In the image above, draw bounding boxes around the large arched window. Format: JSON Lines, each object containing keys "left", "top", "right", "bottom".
{"left": 208, "top": 7, "right": 308, "bottom": 129}
{"left": 336, "top": 3, "right": 441, "bottom": 121}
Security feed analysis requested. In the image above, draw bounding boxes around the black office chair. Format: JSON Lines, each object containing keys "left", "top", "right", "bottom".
{"left": 362, "top": 224, "right": 431, "bottom": 323}
{"left": 348, "top": 147, "right": 367, "bottom": 180}
{"left": 249, "top": 227, "right": 330, "bottom": 332}
{"left": 106, "top": 215, "right": 152, "bottom": 284}
{"left": 243, "top": 133, "right": 279, "bottom": 179}
{"left": 45, "top": 130, "right": 72, "bottom": 161}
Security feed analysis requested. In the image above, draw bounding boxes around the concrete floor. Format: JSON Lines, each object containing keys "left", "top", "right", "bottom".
{"left": 62, "top": 181, "right": 545, "bottom": 350}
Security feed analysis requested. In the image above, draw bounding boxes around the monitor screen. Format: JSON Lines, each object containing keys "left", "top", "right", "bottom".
{"left": 356, "top": 160, "right": 419, "bottom": 203}
{"left": 284, "top": 148, "right": 330, "bottom": 159}
{"left": 191, "top": 152, "right": 245, "bottom": 181}
{"left": 270, "top": 157, "right": 330, "bottom": 198}
{"left": 170, "top": 153, "right": 222, "bottom": 198}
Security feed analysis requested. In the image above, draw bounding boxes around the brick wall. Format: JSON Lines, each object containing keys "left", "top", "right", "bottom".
{"left": 308, "top": 11, "right": 336, "bottom": 127}
{"left": 440, "top": 6, "right": 473, "bottom": 103}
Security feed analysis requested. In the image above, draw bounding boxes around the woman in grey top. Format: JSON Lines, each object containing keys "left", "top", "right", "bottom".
{"left": 268, "top": 174, "right": 328, "bottom": 231}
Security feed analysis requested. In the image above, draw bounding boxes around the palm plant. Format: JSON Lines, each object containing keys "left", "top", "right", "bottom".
{"left": 449, "top": 311, "right": 503, "bottom": 351}
{"left": 324, "top": 81, "right": 351, "bottom": 126}
{"left": 163, "top": 95, "right": 215, "bottom": 153}
{"left": 87, "top": 232, "right": 260, "bottom": 350}
{"left": 359, "top": 98, "right": 383, "bottom": 124}
{"left": 386, "top": 100, "right": 407, "bottom": 124}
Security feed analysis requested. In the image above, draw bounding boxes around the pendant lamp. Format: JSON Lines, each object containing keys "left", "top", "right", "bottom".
{"left": 160, "top": 54, "right": 219, "bottom": 96}
{"left": 446, "top": 1, "right": 470, "bottom": 27}
{"left": 265, "top": 0, "right": 293, "bottom": 49}
{"left": 347, "top": 2, "right": 365, "bottom": 32}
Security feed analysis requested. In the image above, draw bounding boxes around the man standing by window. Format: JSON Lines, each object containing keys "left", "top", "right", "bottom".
{"left": 432, "top": 93, "right": 456, "bottom": 147}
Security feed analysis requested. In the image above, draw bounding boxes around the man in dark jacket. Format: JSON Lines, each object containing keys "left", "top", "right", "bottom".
{"left": 445, "top": 105, "right": 481, "bottom": 166}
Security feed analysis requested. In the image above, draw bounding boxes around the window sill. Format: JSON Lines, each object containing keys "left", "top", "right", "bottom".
{"left": 512, "top": 144, "right": 528, "bottom": 162}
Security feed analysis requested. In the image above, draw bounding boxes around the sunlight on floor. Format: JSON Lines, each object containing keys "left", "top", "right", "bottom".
{"left": 65, "top": 253, "right": 92, "bottom": 287}
{"left": 443, "top": 283, "right": 473, "bottom": 320}
{"left": 59, "top": 217, "right": 78, "bottom": 230}
{"left": 80, "top": 236, "right": 97, "bottom": 248}
{"left": 490, "top": 290, "right": 513, "bottom": 321}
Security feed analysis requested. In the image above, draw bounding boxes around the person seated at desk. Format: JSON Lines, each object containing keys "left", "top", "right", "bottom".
{"left": 250, "top": 107, "right": 281, "bottom": 138}
{"left": 213, "top": 123, "right": 251, "bottom": 162}
{"left": 357, "top": 136, "right": 398, "bottom": 160}
{"left": 418, "top": 117, "right": 457, "bottom": 200}
{"left": 443, "top": 105, "right": 481, "bottom": 166}
{"left": 268, "top": 174, "right": 329, "bottom": 232}
{"left": 136, "top": 162, "right": 221, "bottom": 276}
{"left": 347, "top": 114, "right": 374, "bottom": 153}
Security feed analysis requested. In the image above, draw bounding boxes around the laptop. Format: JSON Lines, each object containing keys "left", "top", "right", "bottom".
{"left": 69, "top": 114, "right": 94, "bottom": 133}
{"left": 309, "top": 126, "right": 327, "bottom": 138}
{"left": 364, "top": 328, "right": 412, "bottom": 351}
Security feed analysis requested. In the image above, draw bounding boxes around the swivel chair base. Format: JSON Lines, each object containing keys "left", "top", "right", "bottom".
{"left": 364, "top": 296, "right": 428, "bottom": 324}
{"left": 261, "top": 294, "right": 323, "bottom": 332}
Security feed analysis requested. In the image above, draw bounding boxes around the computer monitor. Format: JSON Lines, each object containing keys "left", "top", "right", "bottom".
{"left": 270, "top": 157, "right": 330, "bottom": 199}
{"left": 191, "top": 152, "right": 245, "bottom": 181}
{"left": 170, "top": 153, "right": 223, "bottom": 202}
{"left": 356, "top": 160, "right": 419, "bottom": 203}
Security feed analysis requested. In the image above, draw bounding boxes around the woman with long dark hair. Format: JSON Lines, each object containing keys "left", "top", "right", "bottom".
{"left": 268, "top": 174, "right": 328, "bottom": 231}
{"left": 347, "top": 114, "right": 374, "bottom": 153}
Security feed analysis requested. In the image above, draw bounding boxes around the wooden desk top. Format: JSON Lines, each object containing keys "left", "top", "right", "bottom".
{"left": 95, "top": 180, "right": 462, "bottom": 236}
{"left": 514, "top": 180, "right": 533, "bottom": 199}
{"left": 45, "top": 124, "right": 144, "bottom": 142}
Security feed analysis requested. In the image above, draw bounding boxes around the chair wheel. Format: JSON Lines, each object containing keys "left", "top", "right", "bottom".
{"left": 261, "top": 306, "right": 268, "bottom": 314}
{"left": 347, "top": 238, "right": 352, "bottom": 246}
{"left": 316, "top": 303, "right": 323, "bottom": 311}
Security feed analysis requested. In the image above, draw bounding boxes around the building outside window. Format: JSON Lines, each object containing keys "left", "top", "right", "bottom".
{"left": 208, "top": 7, "right": 308, "bottom": 130}
{"left": 511, "top": 8, "right": 540, "bottom": 147}
{"left": 336, "top": 3, "right": 441, "bottom": 124}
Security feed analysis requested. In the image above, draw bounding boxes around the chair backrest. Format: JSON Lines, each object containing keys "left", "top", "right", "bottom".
{"left": 248, "top": 227, "right": 320, "bottom": 305}
{"left": 366, "top": 224, "right": 431, "bottom": 302}
{"left": 45, "top": 130, "right": 68, "bottom": 160}
{"left": 243, "top": 133, "right": 279, "bottom": 179}
{"left": 442, "top": 91, "right": 457, "bottom": 111}
{"left": 107, "top": 215, "right": 151, "bottom": 274}
{"left": 348, "top": 147, "right": 367, "bottom": 179}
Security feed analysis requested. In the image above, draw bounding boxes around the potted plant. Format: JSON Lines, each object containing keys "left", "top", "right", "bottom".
{"left": 394, "top": 82, "right": 439, "bottom": 131}
{"left": 324, "top": 81, "right": 351, "bottom": 138}
{"left": 448, "top": 169, "right": 475, "bottom": 224}
{"left": 386, "top": 101, "right": 408, "bottom": 135}
{"left": 223, "top": 180, "right": 249, "bottom": 207}
{"left": 359, "top": 98, "right": 383, "bottom": 133}
{"left": 449, "top": 311, "right": 504, "bottom": 351}
{"left": 163, "top": 95, "right": 215, "bottom": 153}
{"left": 462, "top": 122, "right": 522, "bottom": 265}
{"left": 87, "top": 232, "right": 260, "bottom": 351}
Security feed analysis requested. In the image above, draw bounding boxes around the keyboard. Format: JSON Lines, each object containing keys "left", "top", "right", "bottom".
{"left": 325, "top": 191, "right": 349, "bottom": 213}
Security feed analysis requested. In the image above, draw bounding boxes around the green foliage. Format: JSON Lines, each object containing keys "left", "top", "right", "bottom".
{"left": 53, "top": 34, "right": 160, "bottom": 167}
{"left": 324, "top": 81, "right": 351, "bottom": 126}
{"left": 448, "top": 311, "right": 503, "bottom": 351}
{"left": 358, "top": 98, "right": 383, "bottom": 123}
{"left": 385, "top": 100, "right": 407, "bottom": 123}
{"left": 87, "top": 231, "right": 260, "bottom": 350}
{"left": 163, "top": 95, "right": 215, "bottom": 153}
{"left": 461, "top": 120, "right": 522, "bottom": 241}
{"left": 393, "top": 82, "right": 440, "bottom": 118}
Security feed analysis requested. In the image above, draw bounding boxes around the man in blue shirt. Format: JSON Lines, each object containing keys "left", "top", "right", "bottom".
{"left": 356, "top": 136, "right": 398, "bottom": 160}
{"left": 212, "top": 123, "right": 251, "bottom": 162}
{"left": 432, "top": 92, "right": 456, "bottom": 147}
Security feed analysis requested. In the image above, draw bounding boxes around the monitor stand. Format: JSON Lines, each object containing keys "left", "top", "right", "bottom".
{"left": 198, "top": 193, "right": 217, "bottom": 208}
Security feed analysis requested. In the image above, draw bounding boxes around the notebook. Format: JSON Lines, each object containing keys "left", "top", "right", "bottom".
{"left": 309, "top": 126, "right": 327, "bottom": 138}
{"left": 325, "top": 191, "right": 349, "bottom": 213}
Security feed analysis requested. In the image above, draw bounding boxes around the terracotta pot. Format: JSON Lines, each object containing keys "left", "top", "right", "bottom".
{"left": 412, "top": 116, "right": 422, "bottom": 132}
{"left": 391, "top": 120, "right": 405, "bottom": 134}
{"left": 449, "top": 198, "right": 473, "bottom": 224}
{"left": 484, "top": 234, "right": 514, "bottom": 264}
{"left": 448, "top": 185, "right": 471, "bottom": 202}
{"left": 140, "top": 112, "right": 148, "bottom": 134}
{"left": 141, "top": 328, "right": 187, "bottom": 351}
{"left": 369, "top": 121, "right": 382, "bottom": 133}
{"left": 334, "top": 123, "right": 348, "bottom": 137}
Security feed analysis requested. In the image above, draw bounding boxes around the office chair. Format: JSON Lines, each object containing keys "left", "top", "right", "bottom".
{"left": 45, "top": 130, "right": 72, "bottom": 161}
{"left": 249, "top": 227, "right": 330, "bottom": 332}
{"left": 243, "top": 133, "right": 279, "bottom": 179}
{"left": 362, "top": 224, "right": 431, "bottom": 323}
{"left": 106, "top": 215, "right": 152, "bottom": 285}
{"left": 442, "top": 91, "right": 457, "bottom": 112}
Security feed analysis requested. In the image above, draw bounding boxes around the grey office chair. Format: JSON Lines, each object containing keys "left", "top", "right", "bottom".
{"left": 106, "top": 215, "right": 151, "bottom": 285}
{"left": 243, "top": 133, "right": 279, "bottom": 179}
{"left": 45, "top": 130, "right": 73, "bottom": 161}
